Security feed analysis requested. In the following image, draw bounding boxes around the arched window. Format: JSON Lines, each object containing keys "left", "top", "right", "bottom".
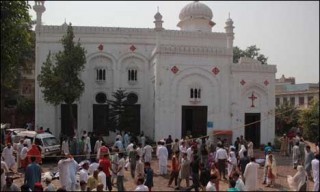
{"left": 190, "top": 88, "right": 201, "bottom": 99}
{"left": 96, "top": 68, "right": 106, "bottom": 81}
{"left": 128, "top": 69, "right": 138, "bottom": 82}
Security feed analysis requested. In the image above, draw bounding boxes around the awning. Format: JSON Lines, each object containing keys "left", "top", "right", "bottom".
{"left": 213, "top": 130, "right": 233, "bottom": 135}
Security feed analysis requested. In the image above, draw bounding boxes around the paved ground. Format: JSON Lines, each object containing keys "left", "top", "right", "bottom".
{"left": 12, "top": 146, "right": 317, "bottom": 191}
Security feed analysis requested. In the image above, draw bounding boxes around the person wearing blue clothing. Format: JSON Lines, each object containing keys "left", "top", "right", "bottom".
{"left": 264, "top": 142, "right": 273, "bottom": 156}
{"left": 113, "top": 138, "right": 124, "bottom": 152}
{"left": 227, "top": 179, "right": 240, "bottom": 191}
{"left": 24, "top": 156, "right": 42, "bottom": 190}
{"left": 144, "top": 161, "right": 154, "bottom": 191}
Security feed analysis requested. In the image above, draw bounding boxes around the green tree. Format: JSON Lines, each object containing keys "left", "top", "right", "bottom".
{"left": 275, "top": 102, "right": 299, "bottom": 136}
{"left": 299, "top": 99, "right": 319, "bottom": 143}
{"left": 107, "top": 89, "right": 135, "bottom": 134}
{"left": 1, "top": 1, "right": 33, "bottom": 120}
{"left": 233, "top": 45, "right": 268, "bottom": 64}
{"left": 37, "top": 23, "right": 86, "bottom": 136}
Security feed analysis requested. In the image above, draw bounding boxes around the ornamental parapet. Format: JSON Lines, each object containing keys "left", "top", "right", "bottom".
{"left": 231, "top": 63, "right": 277, "bottom": 73}
{"left": 156, "top": 44, "right": 232, "bottom": 56}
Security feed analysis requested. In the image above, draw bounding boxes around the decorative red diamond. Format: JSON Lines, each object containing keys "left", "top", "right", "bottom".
{"left": 171, "top": 66, "right": 179, "bottom": 74}
{"left": 240, "top": 80, "right": 246, "bottom": 85}
{"left": 264, "top": 80, "right": 269, "bottom": 86}
{"left": 212, "top": 67, "right": 220, "bottom": 75}
{"left": 98, "top": 44, "right": 103, "bottom": 51}
{"left": 130, "top": 45, "right": 136, "bottom": 52}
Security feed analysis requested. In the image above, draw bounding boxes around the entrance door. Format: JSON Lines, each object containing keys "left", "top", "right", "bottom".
{"left": 61, "top": 104, "right": 78, "bottom": 137}
{"left": 244, "top": 113, "right": 261, "bottom": 148}
{"left": 93, "top": 104, "right": 109, "bottom": 135}
{"left": 181, "top": 106, "right": 207, "bottom": 138}
{"left": 125, "top": 104, "right": 140, "bottom": 135}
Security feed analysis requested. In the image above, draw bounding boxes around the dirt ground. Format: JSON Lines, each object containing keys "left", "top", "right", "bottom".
{"left": 11, "top": 146, "right": 317, "bottom": 191}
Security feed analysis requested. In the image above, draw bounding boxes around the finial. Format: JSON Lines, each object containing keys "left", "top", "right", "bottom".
{"left": 157, "top": 6, "right": 159, "bottom": 13}
{"left": 228, "top": 12, "right": 230, "bottom": 19}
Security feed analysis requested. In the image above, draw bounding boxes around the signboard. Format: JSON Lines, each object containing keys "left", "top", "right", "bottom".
{"left": 207, "top": 121, "right": 213, "bottom": 128}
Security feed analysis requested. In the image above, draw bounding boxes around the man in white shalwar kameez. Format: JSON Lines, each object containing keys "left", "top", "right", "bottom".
{"left": 243, "top": 157, "right": 259, "bottom": 191}
{"left": 58, "top": 158, "right": 71, "bottom": 190}
{"left": 94, "top": 137, "right": 103, "bottom": 154}
{"left": 61, "top": 138, "right": 70, "bottom": 156}
{"left": 287, "top": 165, "right": 307, "bottom": 191}
{"left": 292, "top": 142, "right": 300, "bottom": 169}
{"left": 143, "top": 142, "right": 153, "bottom": 163}
{"left": 84, "top": 134, "right": 91, "bottom": 160}
{"left": 69, "top": 157, "right": 79, "bottom": 191}
{"left": 1, "top": 143, "right": 16, "bottom": 170}
{"left": 58, "top": 155, "right": 73, "bottom": 190}
{"left": 157, "top": 141, "right": 168, "bottom": 175}
{"left": 247, "top": 140, "right": 254, "bottom": 158}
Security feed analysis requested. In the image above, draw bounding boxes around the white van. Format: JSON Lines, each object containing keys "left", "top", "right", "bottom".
{"left": 14, "top": 131, "right": 61, "bottom": 159}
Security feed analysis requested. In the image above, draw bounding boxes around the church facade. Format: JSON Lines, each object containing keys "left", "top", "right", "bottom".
{"left": 33, "top": 1, "right": 277, "bottom": 146}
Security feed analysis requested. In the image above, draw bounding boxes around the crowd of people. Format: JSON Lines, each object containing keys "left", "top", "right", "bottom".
{"left": 1, "top": 129, "right": 319, "bottom": 191}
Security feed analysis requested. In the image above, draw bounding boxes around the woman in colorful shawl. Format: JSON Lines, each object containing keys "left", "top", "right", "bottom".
{"left": 266, "top": 154, "right": 277, "bottom": 187}
{"left": 208, "top": 152, "right": 215, "bottom": 169}
{"left": 210, "top": 162, "right": 220, "bottom": 191}
{"left": 27, "top": 144, "right": 42, "bottom": 165}
{"left": 227, "top": 147, "right": 238, "bottom": 179}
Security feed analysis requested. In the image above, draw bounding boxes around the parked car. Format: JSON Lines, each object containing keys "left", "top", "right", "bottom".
{"left": 14, "top": 131, "right": 61, "bottom": 159}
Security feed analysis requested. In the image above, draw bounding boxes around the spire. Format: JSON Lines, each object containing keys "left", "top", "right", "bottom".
{"left": 62, "top": 18, "right": 68, "bottom": 27}
{"left": 154, "top": 7, "right": 164, "bottom": 31}
{"left": 33, "top": 1, "right": 46, "bottom": 30}
{"left": 225, "top": 13, "right": 234, "bottom": 49}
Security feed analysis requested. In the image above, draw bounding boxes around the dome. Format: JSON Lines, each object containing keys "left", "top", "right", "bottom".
{"left": 179, "top": 1, "right": 213, "bottom": 21}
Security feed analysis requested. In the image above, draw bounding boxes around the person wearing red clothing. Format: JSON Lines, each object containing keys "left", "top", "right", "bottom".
{"left": 97, "top": 143, "right": 109, "bottom": 160}
{"left": 5, "top": 132, "right": 12, "bottom": 144}
{"left": 27, "top": 144, "right": 42, "bottom": 165}
{"left": 99, "top": 153, "right": 112, "bottom": 192}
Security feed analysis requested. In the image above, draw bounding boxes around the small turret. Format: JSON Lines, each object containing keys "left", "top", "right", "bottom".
{"left": 154, "top": 7, "right": 164, "bottom": 31}
{"left": 225, "top": 13, "right": 234, "bottom": 49}
{"left": 33, "top": 1, "right": 46, "bottom": 30}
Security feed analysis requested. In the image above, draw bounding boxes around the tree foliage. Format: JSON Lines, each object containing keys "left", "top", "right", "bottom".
{"left": 37, "top": 24, "right": 86, "bottom": 131}
{"left": 16, "top": 96, "right": 35, "bottom": 115}
{"left": 299, "top": 99, "right": 319, "bottom": 143}
{"left": 1, "top": 1, "right": 33, "bottom": 119}
{"left": 1, "top": 1, "right": 33, "bottom": 89}
{"left": 107, "top": 89, "right": 135, "bottom": 134}
{"left": 275, "top": 102, "right": 299, "bottom": 136}
{"left": 233, "top": 45, "right": 268, "bottom": 64}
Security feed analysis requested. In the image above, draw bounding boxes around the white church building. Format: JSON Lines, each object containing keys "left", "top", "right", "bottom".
{"left": 33, "top": 1, "right": 277, "bottom": 147}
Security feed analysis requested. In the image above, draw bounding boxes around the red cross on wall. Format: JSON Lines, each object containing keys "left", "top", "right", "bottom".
{"left": 248, "top": 92, "right": 257, "bottom": 107}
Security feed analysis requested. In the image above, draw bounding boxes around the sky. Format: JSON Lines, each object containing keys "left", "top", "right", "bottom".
{"left": 29, "top": 1, "right": 319, "bottom": 84}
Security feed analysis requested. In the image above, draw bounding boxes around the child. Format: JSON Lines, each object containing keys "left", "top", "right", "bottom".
{"left": 144, "top": 162, "right": 154, "bottom": 192}
{"left": 168, "top": 151, "right": 180, "bottom": 188}
{"left": 227, "top": 179, "right": 239, "bottom": 191}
